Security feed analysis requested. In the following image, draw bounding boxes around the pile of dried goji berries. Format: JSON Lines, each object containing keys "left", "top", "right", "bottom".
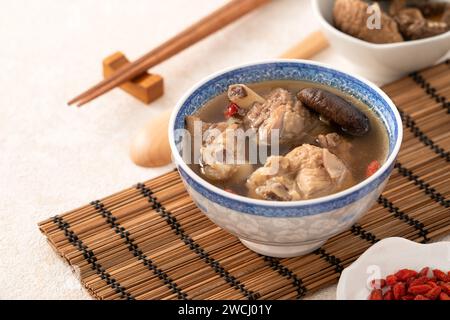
{"left": 368, "top": 267, "right": 450, "bottom": 300}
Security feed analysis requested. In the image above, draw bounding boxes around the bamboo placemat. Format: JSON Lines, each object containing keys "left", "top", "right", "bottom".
{"left": 39, "top": 61, "right": 450, "bottom": 300}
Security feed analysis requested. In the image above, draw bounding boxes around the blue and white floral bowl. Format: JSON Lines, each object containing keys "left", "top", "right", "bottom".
{"left": 168, "top": 60, "right": 403, "bottom": 258}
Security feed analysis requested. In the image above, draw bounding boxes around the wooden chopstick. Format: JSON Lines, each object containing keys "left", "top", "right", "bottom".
{"left": 68, "top": 0, "right": 270, "bottom": 107}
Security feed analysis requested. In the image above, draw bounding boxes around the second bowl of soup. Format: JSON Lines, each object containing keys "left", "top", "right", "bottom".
{"left": 169, "top": 60, "right": 402, "bottom": 257}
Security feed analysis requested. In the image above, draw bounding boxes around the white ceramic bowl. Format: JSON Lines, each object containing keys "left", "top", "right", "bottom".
{"left": 312, "top": 0, "right": 450, "bottom": 82}
{"left": 169, "top": 59, "right": 402, "bottom": 258}
{"left": 337, "top": 237, "right": 450, "bottom": 300}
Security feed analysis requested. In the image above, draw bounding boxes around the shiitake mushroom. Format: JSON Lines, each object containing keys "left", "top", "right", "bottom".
{"left": 333, "top": 0, "right": 450, "bottom": 44}
{"left": 333, "top": 0, "right": 404, "bottom": 43}
{"left": 394, "top": 7, "right": 449, "bottom": 40}
{"left": 297, "top": 88, "right": 370, "bottom": 136}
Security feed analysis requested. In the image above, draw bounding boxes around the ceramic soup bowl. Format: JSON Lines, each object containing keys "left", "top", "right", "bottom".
{"left": 169, "top": 60, "right": 402, "bottom": 258}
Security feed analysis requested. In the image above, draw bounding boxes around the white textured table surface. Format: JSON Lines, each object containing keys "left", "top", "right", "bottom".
{"left": 0, "top": 0, "right": 448, "bottom": 300}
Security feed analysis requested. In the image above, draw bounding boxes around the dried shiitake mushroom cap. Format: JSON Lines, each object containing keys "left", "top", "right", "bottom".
{"left": 333, "top": 0, "right": 404, "bottom": 44}
{"left": 442, "top": 5, "right": 450, "bottom": 25}
{"left": 395, "top": 7, "right": 449, "bottom": 40}
{"left": 389, "top": 0, "right": 407, "bottom": 16}
{"left": 414, "top": 2, "right": 449, "bottom": 18}
{"left": 297, "top": 88, "right": 370, "bottom": 136}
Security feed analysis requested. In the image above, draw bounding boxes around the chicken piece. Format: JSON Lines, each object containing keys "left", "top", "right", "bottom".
{"left": 244, "top": 88, "right": 316, "bottom": 144}
{"left": 246, "top": 144, "right": 351, "bottom": 201}
{"left": 185, "top": 115, "right": 227, "bottom": 140}
{"left": 246, "top": 156, "right": 300, "bottom": 201}
{"left": 322, "top": 148, "right": 349, "bottom": 184}
{"left": 296, "top": 167, "right": 334, "bottom": 200}
{"left": 317, "top": 132, "right": 353, "bottom": 166}
{"left": 244, "top": 88, "right": 292, "bottom": 128}
{"left": 186, "top": 115, "right": 245, "bottom": 181}
{"left": 254, "top": 176, "right": 300, "bottom": 201}
{"left": 227, "top": 84, "right": 266, "bottom": 109}
{"left": 199, "top": 121, "right": 242, "bottom": 181}
{"left": 287, "top": 144, "right": 351, "bottom": 198}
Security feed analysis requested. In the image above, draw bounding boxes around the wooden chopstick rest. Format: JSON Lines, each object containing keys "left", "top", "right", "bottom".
{"left": 102, "top": 52, "right": 164, "bottom": 104}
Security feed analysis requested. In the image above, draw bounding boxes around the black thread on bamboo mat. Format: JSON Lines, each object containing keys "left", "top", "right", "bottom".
{"left": 89, "top": 200, "right": 189, "bottom": 300}
{"left": 262, "top": 256, "right": 307, "bottom": 299}
{"left": 400, "top": 110, "right": 450, "bottom": 161}
{"left": 313, "top": 248, "right": 344, "bottom": 274}
{"left": 409, "top": 71, "right": 450, "bottom": 114}
{"left": 350, "top": 224, "right": 379, "bottom": 244}
{"left": 395, "top": 162, "right": 449, "bottom": 207}
{"left": 52, "top": 215, "right": 134, "bottom": 300}
{"left": 377, "top": 195, "right": 430, "bottom": 243}
{"left": 136, "top": 183, "right": 261, "bottom": 300}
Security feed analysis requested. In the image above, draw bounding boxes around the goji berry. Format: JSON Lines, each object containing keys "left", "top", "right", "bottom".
{"left": 439, "top": 282, "right": 450, "bottom": 294}
{"left": 424, "top": 286, "right": 441, "bottom": 300}
{"left": 418, "top": 267, "right": 430, "bottom": 277}
{"left": 367, "top": 267, "right": 450, "bottom": 300}
{"left": 370, "top": 279, "right": 386, "bottom": 289}
{"left": 395, "top": 269, "right": 418, "bottom": 282}
{"left": 409, "top": 276, "right": 429, "bottom": 287}
{"left": 383, "top": 290, "right": 394, "bottom": 300}
{"left": 366, "top": 160, "right": 380, "bottom": 177}
{"left": 433, "top": 269, "right": 449, "bottom": 282}
{"left": 439, "top": 292, "right": 450, "bottom": 300}
{"left": 368, "top": 289, "right": 383, "bottom": 300}
{"left": 386, "top": 275, "right": 398, "bottom": 286}
{"left": 393, "top": 282, "right": 406, "bottom": 300}
{"left": 224, "top": 103, "right": 239, "bottom": 118}
{"left": 408, "top": 284, "right": 432, "bottom": 295}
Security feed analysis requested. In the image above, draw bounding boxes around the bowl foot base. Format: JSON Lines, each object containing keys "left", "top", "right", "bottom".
{"left": 239, "top": 238, "right": 326, "bottom": 258}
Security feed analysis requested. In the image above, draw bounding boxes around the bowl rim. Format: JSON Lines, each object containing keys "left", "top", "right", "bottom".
{"left": 168, "top": 58, "right": 403, "bottom": 210}
{"left": 311, "top": 0, "right": 450, "bottom": 49}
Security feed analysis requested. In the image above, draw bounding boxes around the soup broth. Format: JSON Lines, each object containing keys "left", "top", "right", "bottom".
{"left": 186, "top": 81, "right": 388, "bottom": 201}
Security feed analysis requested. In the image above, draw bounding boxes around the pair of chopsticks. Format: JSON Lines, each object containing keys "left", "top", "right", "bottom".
{"left": 68, "top": 0, "right": 270, "bottom": 107}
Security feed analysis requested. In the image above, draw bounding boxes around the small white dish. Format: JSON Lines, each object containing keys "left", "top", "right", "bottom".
{"left": 312, "top": 0, "right": 450, "bottom": 83}
{"left": 336, "top": 237, "right": 450, "bottom": 300}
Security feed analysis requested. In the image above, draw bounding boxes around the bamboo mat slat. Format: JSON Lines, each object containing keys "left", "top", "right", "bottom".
{"left": 39, "top": 61, "right": 450, "bottom": 300}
